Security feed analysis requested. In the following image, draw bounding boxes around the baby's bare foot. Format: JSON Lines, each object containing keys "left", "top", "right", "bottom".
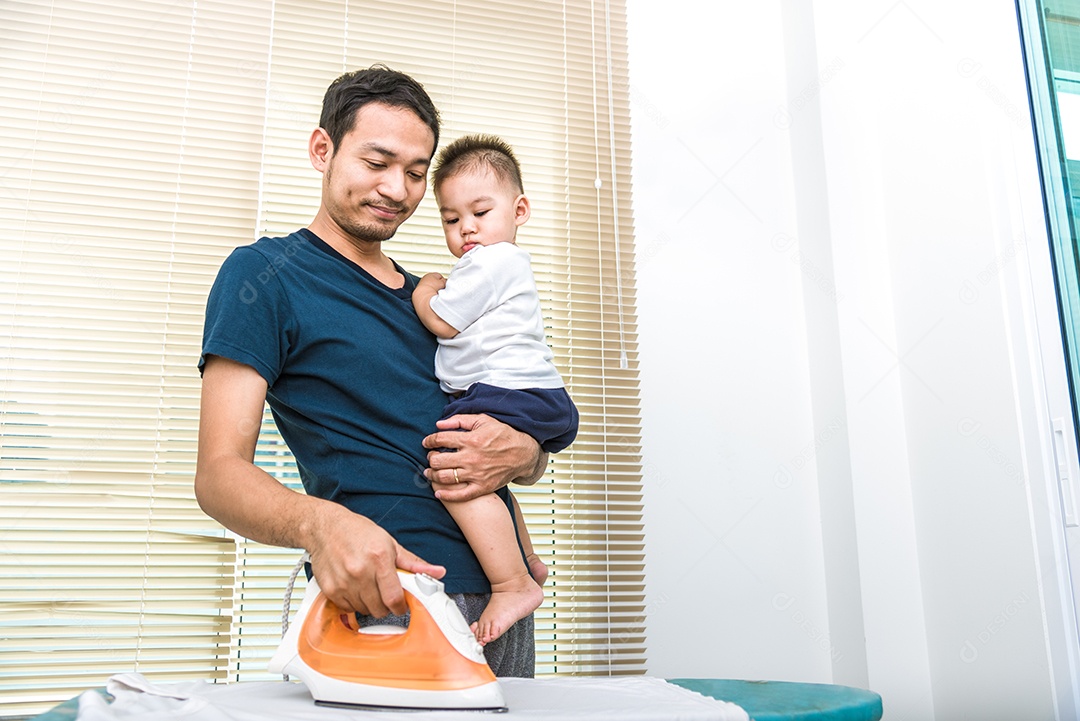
{"left": 471, "top": 575, "right": 543, "bottom": 645}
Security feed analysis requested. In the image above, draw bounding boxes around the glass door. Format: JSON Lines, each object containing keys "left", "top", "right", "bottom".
{"left": 1018, "top": 0, "right": 1080, "bottom": 650}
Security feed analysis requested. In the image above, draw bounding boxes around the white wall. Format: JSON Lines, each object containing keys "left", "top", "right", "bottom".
{"left": 629, "top": 0, "right": 832, "bottom": 686}
{"left": 629, "top": 1, "right": 1080, "bottom": 719}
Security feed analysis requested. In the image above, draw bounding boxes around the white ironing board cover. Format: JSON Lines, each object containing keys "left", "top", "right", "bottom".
{"left": 74, "top": 673, "right": 749, "bottom": 721}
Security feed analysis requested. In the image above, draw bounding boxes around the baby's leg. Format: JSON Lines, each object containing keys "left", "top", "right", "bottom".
{"left": 509, "top": 492, "right": 548, "bottom": 587}
{"left": 442, "top": 493, "right": 543, "bottom": 645}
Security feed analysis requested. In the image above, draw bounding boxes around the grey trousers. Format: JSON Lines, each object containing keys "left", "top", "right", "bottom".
{"left": 358, "top": 592, "right": 535, "bottom": 678}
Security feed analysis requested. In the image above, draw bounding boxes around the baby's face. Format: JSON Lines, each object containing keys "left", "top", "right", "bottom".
{"left": 436, "top": 169, "right": 528, "bottom": 258}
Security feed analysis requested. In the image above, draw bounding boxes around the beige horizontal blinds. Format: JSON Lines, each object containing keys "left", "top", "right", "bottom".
{"left": 0, "top": 0, "right": 264, "bottom": 715}
{"left": 0, "top": 0, "right": 641, "bottom": 714}
{"left": 540, "top": 0, "right": 643, "bottom": 674}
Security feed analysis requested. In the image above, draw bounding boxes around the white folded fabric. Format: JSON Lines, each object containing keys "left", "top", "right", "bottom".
{"left": 74, "top": 673, "right": 748, "bottom": 721}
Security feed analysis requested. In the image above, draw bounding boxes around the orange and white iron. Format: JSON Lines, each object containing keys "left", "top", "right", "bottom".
{"left": 268, "top": 569, "right": 506, "bottom": 712}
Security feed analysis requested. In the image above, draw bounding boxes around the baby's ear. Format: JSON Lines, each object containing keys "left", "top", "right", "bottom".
{"left": 514, "top": 194, "right": 531, "bottom": 226}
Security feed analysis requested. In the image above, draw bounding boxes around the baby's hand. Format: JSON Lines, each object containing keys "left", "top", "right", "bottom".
{"left": 418, "top": 272, "right": 446, "bottom": 291}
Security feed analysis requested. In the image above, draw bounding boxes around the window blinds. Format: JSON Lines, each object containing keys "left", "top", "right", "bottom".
{"left": 0, "top": 1, "right": 641, "bottom": 716}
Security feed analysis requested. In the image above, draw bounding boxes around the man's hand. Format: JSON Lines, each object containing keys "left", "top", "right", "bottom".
{"left": 423, "top": 413, "right": 547, "bottom": 502}
{"left": 307, "top": 502, "right": 445, "bottom": 617}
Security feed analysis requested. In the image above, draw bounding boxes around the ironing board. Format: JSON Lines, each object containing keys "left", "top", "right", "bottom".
{"left": 31, "top": 677, "right": 882, "bottom": 721}
{"left": 31, "top": 677, "right": 740, "bottom": 720}
{"left": 669, "top": 679, "right": 883, "bottom": 721}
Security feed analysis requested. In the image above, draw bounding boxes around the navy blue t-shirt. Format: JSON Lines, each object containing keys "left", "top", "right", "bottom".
{"left": 199, "top": 229, "right": 503, "bottom": 593}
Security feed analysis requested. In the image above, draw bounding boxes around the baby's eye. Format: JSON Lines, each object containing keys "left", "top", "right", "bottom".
{"left": 442, "top": 217, "right": 458, "bottom": 225}
{"left": 475, "top": 210, "right": 489, "bottom": 217}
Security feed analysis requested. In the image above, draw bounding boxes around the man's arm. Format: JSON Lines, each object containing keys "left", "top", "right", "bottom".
{"left": 412, "top": 272, "right": 459, "bottom": 339}
{"left": 194, "top": 355, "right": 444, "bottom": 616}
{"left": 423, "top": 414, "right": 548, "bottom": 502}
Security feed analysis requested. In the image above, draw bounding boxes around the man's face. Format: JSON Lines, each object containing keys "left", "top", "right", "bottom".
{"left": 322, "top": 102, "right": 435, "bottom": 243}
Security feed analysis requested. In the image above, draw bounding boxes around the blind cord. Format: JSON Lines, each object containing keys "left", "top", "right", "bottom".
{"left": 588, "top": 0, "right": 614, "bottom": 677}
{"left": 603, "top": 0, "right": 627, "bottom": 370}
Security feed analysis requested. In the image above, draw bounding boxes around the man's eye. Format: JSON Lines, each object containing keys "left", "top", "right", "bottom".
{"left": 366, "top": 160, "right": 386, "bottom": 169}
{"left": 408, "top": 172, "right": 424, "bottom": 180}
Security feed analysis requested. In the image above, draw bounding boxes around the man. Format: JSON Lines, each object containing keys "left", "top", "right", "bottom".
{"left": 194, "top": 66, "right": 546, "bottom": 676}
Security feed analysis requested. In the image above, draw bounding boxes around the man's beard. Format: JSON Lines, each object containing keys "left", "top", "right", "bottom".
{"left": 338, "top": 214, "right": 400, "bottom": 243}
{"left": 331, "top": 195, "right": 412, "bottom": 242}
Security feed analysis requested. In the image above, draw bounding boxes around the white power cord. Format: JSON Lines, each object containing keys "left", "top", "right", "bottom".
{"left": 279, "top": 551, "right": 310, "bottom": 681}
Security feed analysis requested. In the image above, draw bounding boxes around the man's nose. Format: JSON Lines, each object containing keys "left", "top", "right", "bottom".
{"left": 378, "top": 171, "right": 408, "bottom": 202}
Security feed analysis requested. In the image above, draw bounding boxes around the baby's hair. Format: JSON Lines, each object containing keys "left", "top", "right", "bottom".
{"left": 432, "top": 134, "right": 524, "bottom": 196}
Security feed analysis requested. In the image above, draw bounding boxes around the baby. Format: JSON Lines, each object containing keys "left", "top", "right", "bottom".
{"left": 412, "top": 134, "right": 578, "bottom": 644}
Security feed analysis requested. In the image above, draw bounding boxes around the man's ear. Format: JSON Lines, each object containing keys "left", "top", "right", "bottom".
{"left": 309, "top": 127, "right": 333, "bottom": 172}
{"left": 514, "top": 194, "right": 531, "bottom": 226}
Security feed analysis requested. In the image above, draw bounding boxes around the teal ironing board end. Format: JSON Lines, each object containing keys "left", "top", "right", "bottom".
{"left": 668, "top": 678, "right": 883, "bottom": 721}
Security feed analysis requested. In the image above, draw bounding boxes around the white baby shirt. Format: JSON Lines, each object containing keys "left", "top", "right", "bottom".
{"left": 429, "top": 242, "right": 563, "bottom": 394}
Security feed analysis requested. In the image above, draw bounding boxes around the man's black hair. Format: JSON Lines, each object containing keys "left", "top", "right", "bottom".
{"left": 320, "top": 64, "right": 440, "bottom": 155}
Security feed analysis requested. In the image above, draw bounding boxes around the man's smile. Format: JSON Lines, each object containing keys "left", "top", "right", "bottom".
{"left": 365, "top": 201, "right": 407, "bottom": 220}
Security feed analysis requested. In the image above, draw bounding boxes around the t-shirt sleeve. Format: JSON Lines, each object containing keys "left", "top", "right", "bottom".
{"left": 198, "top": 246, "right": 292, "bottom": 385}
{"left": 429, "top": 244, "right": 523, "bottom": 333}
